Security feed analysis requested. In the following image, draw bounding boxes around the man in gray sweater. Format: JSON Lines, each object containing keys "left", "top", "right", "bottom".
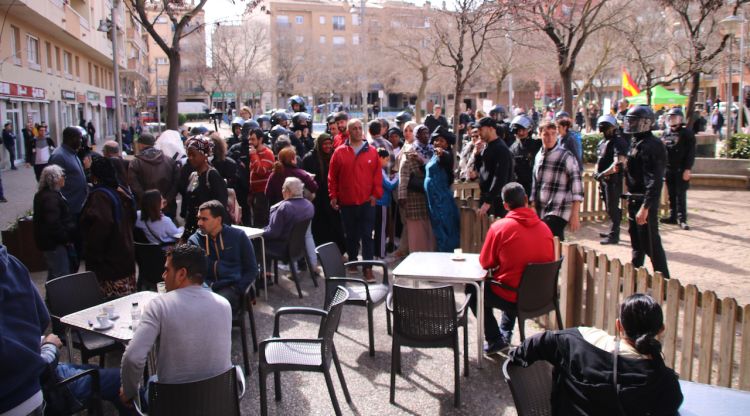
{"left": 119, "top": 244, "right": 232, "bottom": 406}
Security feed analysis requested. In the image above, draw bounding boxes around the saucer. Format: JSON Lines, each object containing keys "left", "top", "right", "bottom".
{"left": 451, "top": 255, "right": 466, "bottom": 261}
{"left": 93, "top": 321, "right": 114, "bottom": 331}
{"left": 107, "top": 314, "right": 120, "bottom": 320}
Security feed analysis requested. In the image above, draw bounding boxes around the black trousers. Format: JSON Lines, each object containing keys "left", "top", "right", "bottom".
{"left": 542, "top": 215, "right": 568, "bottom": 241}
{"left": 665, "top": 168, "right": 689, "bottom": 223}
{"left": 627, "top": 198, "right": 670, "bottom": 278}
{"left": 600, "top": 175, "right": 623, "bottom": 238}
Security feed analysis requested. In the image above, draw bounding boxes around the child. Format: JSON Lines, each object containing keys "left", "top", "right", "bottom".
{"left": 375, "top": 148, "right": 399, "bottom": 259}
{"left": 135, "top": 189, "right": 183, "bottom": 247}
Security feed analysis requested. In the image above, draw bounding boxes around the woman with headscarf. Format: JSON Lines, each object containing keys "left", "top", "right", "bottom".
{"left": 425, "top": 127, "right": 460, "bottom": 252}
{"left": 182, "top": 135, "right": 228, "bottom": 238}
{"left": 79, "top": 157, "right": 137, "bottom": 298}
{"left": 397, "top": 124, "right": 435, "bottom": 253}
{"left": 302, "top": 133, "right": 345, "bottom": 252}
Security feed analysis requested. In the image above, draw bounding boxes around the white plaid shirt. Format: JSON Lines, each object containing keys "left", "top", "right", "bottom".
{"left": 531, "top": 145, "right": 583, "bottom": 221}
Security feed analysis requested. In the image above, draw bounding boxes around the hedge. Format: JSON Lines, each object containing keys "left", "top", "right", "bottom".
{"left": 582, "top": 133, "right": 601, "bottom": 164}
{"left": 723, "top": 133, "right": 750, "bottom": 159}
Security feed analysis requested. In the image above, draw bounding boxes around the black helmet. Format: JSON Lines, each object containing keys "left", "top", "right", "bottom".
{"left": 623, "top": 105, "right": 655, "bottom": 134}
{"left": 292, "top": 112, "right": 312, "bottom": 127}
{"left": 489, "top": 104, "right": 507, "bottom": 120}
{"left": 256, "top": 114, "right": 271, "bottom": 131}
{"left": 270, "top": 110, "right": 290, "bottom": 126}
{"left": 289, "top": 95, "right": 306, "bottom": 110}
{"left": 666, "top": 107, "right": 684, "bottom": 118}
{"left": 395, "top": 111, "right": 412, "bottom": 124}
{"left": 554, "top": 110, "right": 571, "bottom": 121}
{"left": 269, "top": 125, "right": 289, "bottom": 141}
{"left": 326, "top": 113, "right": 336, "bottom": 124}
{"left": 231, "top": 117, "right": 245, "bottom": 128}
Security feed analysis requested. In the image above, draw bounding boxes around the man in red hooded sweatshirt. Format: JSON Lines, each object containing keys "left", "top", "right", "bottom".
{"left": 467, "top": 182, "right": 555, "bottom": 354}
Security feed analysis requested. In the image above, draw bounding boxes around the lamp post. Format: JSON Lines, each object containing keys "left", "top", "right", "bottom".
{"left": 720, "top": 14, "right": 746, "bottom": 135}
{"left": 97, "top": 0, "right": 123, "bottom": 145}
{"left": 155, "top": 61, "right": 162, "bottom": 133}
{"left": 351, "top": 0, "right": 367, "bottom": 124}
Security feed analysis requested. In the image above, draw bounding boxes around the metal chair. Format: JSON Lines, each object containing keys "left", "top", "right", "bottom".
{"left": 134, "top": 242, "right": 166, "bottom": 292}
{"left": 42, "top": 368, "right": 103, "bottom": 416}
{"left": 137, "top": 366, "right": 245, "bottom": 416}
{"left": 266, "top": 218, "right": 317, "bottom": 298}
{"left": 233, "top": 284, "right": 259, "bottom": 375}
{"left": 315, "top": 242, "right": 390, "bottom": 356}
{"left": 489, "top": 258, "right": 564, "bottom": 341}
{"left": 502, "top": 358, "right": 554, "bottom": 416}
{"left": 45, "top": 272, "right": 123, "bottom": 365}
{"left": 258, "top": 286, "right": 351, "bottom": 416}
{"left": 388, "top": 285, "right": 471, "bottom": 408}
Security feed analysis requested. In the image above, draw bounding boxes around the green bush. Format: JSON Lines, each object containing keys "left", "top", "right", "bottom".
{"left": 723, "top": 133, "right": 750, "bottom": 159}
{"left": 178, "top": 113, "right": 188, "bottom": 125}
{"left": 581, "top": 133, "right": 602, "bottom": 163}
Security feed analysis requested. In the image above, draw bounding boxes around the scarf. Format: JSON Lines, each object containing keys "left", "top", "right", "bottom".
{"left": 412, "top": 125, "right": 434, "bottom": 163}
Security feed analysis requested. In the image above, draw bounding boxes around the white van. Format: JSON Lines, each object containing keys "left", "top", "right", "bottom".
{"left": 177, "top": 102, "right": 209, "bottom": 114}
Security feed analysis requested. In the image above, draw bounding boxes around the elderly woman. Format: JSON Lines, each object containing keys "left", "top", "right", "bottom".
{"left": 33, "top": 165, "right": 76, "bottom": 280}
{"left": 80, "top": 157, "right": 137, "bottom": 298}
{"left": 302, "top": 133, "right": 345, "bottom": 252}
{"left": 425, "top": 127, "right": 460, "bottom": 252}
{"left": 182, "top": 135, "right": 228, "bottom": 238}
{"left": 263, "top": 177, "right": 314, "bottom": 257}
{"left": 397, "top": 124, "right": 435, "bottom": 253}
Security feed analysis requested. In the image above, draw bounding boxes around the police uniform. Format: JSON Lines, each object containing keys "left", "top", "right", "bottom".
{"left": 625, "top": 131, "right": 670, "bottom": 278}
{"left": 596, "top": 132, "right": 629, "bottom": 241}
{"left": 661, "top": 124, "right": 695, "bottom": 224}
{"left": 509, "top": 136, "right": 542, "bottom": 197}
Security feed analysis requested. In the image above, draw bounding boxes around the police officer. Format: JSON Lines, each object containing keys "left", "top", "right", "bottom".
{"left": 257, "top": 114, "right": 271, "bottom": 132}
{"left": 270, "top": 109, "right": 290, "bottom": 128}
{"left": 289, "top": 95, "right": 306, "bottom": 113}
{"left": 623, "top": 105, "right": 670, "bottom": 278}
{"left": 227, "top": 117, "right": 245, "bottom": 148}
{"left": 292, "top": 111, "right": 314, "bottom": 152}
{"left": 489, "top": 104, "right": 513, "bottom": 147}
{"left": 395, "top": 111, "right": 412, "bottom": 131}
{"left": 660, "top": 108, "right": 695, "bottom": 230}
{"left": 508, "top": 114, "right": 541, "bottom": 197}
{"left": 593, "top": 114, "right": 629, "bottom": 245}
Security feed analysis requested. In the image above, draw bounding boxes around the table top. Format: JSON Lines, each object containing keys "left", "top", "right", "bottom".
{"left": 392, "top": 252, "right": 487, "bottom": 282}
{"left": 61, "top": 291, "right": 159, "bottom": 342}
{"left": 232, "top": 225, "right": 264, "bottom": 239}
{"left": 678, "top": 380, "right": 750, "bottom": 415}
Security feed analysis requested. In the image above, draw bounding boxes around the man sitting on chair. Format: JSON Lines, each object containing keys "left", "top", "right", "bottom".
{"left": 120, "top": 244, "right": 232, "bottom": 407}
{"left": 187, "top": 200, "right": 258, "bottom": 313}
{"left": 466, "top": 182, "right": 556, "bottom": 355}
{"left": 263, "top": 177, "right": 314, "bottom": 258}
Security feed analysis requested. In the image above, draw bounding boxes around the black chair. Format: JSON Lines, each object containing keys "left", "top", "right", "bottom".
{"left": 134, "top": 242, "right": 166, "bottom": 292}
{"left": 315, "top": 242, "right": 390, "bottom": 356}
{"left": 42, "top": 368, "right": 103, "bottom": 416}
{"left": 233, "top": 284, "right": 259, "bottom": 375}
{"left": 388, "top": 285, "right": 470, "bottom": 408}
{"left": 488, "top": 258, "right": 564, "bottom": 341}
{"left": 138, "top": 366, "right": 245, "bottom": 416}
{"left": 45, "top": 272, "right": 123, "bottom": 365}
{"left": 267, "top": 218, "right": 317, "bottom": 298}
{"left": 258, "top": 286, "right": 351, "bottom": 416}
{"left": 502, "top": 358, "right": 554, "bottom": 416}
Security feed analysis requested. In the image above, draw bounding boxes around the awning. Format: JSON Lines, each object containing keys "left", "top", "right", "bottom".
{"left": 7, "top": 97, "right": 50, "bottom": 104}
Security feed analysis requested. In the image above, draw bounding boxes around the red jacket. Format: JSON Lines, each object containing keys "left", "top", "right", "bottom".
{"left": 328, "top": 140, "right": 383, "bottom": 206}
{"left": 333, "top": 131, "right": 349, "bottom": 149}
{"left": 479, "top": 207, "right": 555, "bottom": 302}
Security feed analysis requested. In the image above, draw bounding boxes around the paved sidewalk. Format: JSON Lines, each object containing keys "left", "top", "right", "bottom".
{"left": 0, "top": 166, "right": 39, "bottom": 234}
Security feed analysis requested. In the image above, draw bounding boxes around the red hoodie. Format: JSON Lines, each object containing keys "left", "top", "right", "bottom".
{"left": 479, "top": 207, "right": 555, "bottom": 302}
{"left": 333, "top": 131, "right": 349, "bottom": 149}
{"left": 328, "top": 140, "right": 383, "bottom": 206}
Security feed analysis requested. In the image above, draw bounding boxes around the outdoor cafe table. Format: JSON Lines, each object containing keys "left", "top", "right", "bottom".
{"left": 232, "top": 225, "right": 268, "bottom": 301}
{"left": 392, "top": 252, "right": 488, "bottom": 368}
{"left": 60, "top": 291, "right": 159, "bottom": 363}
{"left": 678, "top": 380, "right": 750, "bottom": 415}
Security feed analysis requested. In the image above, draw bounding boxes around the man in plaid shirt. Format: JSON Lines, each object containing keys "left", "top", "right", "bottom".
{"left": 531, "top": 122, "right": 584, "bottom": 240}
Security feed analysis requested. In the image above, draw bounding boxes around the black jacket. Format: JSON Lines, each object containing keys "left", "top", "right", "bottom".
{"left": 511, "top": 328, "right": 683, "bottom": 416}
{"left": 33, "top": 188, "right": 76, "bottom": 251}
{"left": 424, "top": 114, "right": 449, "bottom": 134}
{"left": 626, "top": 132, "right": 667, "bottom": 210}
{"left": 510, "top": 137, "right": 542, "bottom": 197}
{"left": 474, "top": 138, "right": 514, "bottom": 217}
{"left": 661, "top": 125, "right": 696, "bottom": 170}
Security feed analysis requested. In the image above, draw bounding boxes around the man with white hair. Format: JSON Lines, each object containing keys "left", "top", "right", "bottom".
{"left": 263, "top": 177, "right": 314, "bottom": 256}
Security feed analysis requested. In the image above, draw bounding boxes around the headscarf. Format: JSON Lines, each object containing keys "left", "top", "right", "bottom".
{"left": 315, "top": 133, "right": 333, "bottom": 180}
{"left": 185, "top": 134, "right": 214, "bottom": 158}
{"left": 412, "top": 124, "right": 434, "bottom": 162}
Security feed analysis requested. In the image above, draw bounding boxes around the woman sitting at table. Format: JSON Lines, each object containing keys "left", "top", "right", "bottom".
{"left": 510, "top": 293, "right": 683, "bottom": 415}
{"left": 134, "top": 189, "right": 182, "bottom": 247}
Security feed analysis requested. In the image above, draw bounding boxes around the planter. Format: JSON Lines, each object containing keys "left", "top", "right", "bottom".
{"left": 2, "top": 217, "right": 46, "bottom": 272}
{"left": 695, "top": 134, "right": 719, "bottom": 157}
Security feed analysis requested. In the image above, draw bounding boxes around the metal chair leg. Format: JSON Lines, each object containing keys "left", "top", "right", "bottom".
{"left": 519, "top": 319, "right": 526, "bottom": 342}
{"left": 239, "top": 317, "right": 250, "bottom": 375}
{"left": 323, "top": 369, "right": 343, "bottom": 416}
{"left": 367, "top": 304, "right": 375, "bottom": 356}
{"left": 259, "top": 369, "right": 268, "bottom": 416}
{"left": 453, "top": 336, "right": 460, "bottom": 408}
{"left": 273, "top": 371, "right": 282, "bottom": 401}
{"left": 463, "top": 321, "right": 469, "bottom": 377}
{"left": 390, "top": 341, "right": 398, "bottom": 403}
{"left": 332, "top": 346, "right": 352, "bottom": 403}
{"left": 305, "top": 255, "right": 318, "bottom": 287}
{"left": 248, "top": 305, "right": 258, "bottom": 352}
{"left": 290, "top": 261, "right": 303, "bottom": 299}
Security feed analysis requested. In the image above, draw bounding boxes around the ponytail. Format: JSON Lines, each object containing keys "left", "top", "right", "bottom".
{"left": 633, "top": 333, "right": 662, "bottom": 359}
{"left": 620, "top": 293, "right": 665, "bottom": 360}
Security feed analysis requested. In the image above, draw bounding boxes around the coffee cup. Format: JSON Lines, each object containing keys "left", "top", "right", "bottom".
{"left": 103, "top": 305, "right": 115, "bottom": 319}
{"left": 96, "top": 313, "right": 111, "bottom": 328}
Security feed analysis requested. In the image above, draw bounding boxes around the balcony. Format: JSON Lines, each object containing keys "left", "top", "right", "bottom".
{"left": 123, "top": 57, "right": 148, "bottom": 82}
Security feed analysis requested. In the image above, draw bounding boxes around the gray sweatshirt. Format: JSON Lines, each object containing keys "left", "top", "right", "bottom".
{"left": 120, "top": 285, "right": 232, "bottom": 398}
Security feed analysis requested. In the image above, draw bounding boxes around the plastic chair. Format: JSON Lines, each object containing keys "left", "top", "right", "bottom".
{"left": 267, "top": 218, "right": 317, "bottom": 298}
{"left": 489, "top": 258, "right": 564, "bottom": 341}
{"left": 136, "top": 366, "right": 245, "bottom": 416}
{"left": 388, "top": 285, "right": 471, "bottom": 408}
{"left": 315, "top": 242, "right": 391, "bottom": 356}
{"left": 45, "top": 272, "right": 123, "bottom": 365}
{"left": 42, "top": 368, "right": 103, "bottom": 416}
{"left": 234, "top": 284, "right": 259, "bottom": 376}
{"left": 134, "top": 242, "right": 166, "bottom": 292}
{"left": 502, "top": 358, "right": 554, "bottom": 416}
{"left": 258, "top": 287, "right": 351, "bottom": 416}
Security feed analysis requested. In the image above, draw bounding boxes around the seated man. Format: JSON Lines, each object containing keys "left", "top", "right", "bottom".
{"left": 466, "top": 182, "right": 556, "bottom": 354}
{"left": 263, "top": 177, "right": 314, "bottom": 257}
{"left": 187, "top": 200, "right": 258, "bottom": 313}
{"left": 120, "top": 244, "right": 233, "bottom": 406}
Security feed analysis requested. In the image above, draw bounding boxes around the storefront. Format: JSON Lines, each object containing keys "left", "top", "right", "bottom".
{"left": 0, "top": 81, "right": 49, "bottom": 165}
{"left": 59, "top": 89, "right": 77, "bottom": 129}
{"left": 85, "top": 91, "right": 104, "bottom": 145}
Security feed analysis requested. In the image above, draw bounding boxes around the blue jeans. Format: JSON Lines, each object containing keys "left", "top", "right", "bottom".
{"left": 56, "top": 364, "right": 129, "bottom": 415}
{"left": 339, "top": 203, "right": 376, "bottom": 266}
{"left": 43, "top": 245, "right": 70, "bottom": 281}
{"left": 466, "top": 283, "right": 517, "bottom": 343}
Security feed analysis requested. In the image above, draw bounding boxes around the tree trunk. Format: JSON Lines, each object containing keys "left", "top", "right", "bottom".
{"left": 561, "top": 67, "right": 574, "bottom": 114}
{"left": 496, "top": 79, "right": 504, "bottom": 104}
{"left": 166, "top": 53, "right": 181, "bottom": 129}
{"left": 453, "top": 78, "right": 464, "bottom": 151}
{"left": 687, "top": 71, "right": 701, "bottom": 128}
{"left": 416, "top": 67, "right": 428, "bottom": 124}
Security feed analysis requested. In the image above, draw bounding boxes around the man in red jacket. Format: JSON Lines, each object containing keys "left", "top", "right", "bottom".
{"left": 328, "top": 118, "right": 383, "bottom": 281}
{"left": 467, "top": 182, "right": 555, "bottom": 354}
{"left": 332, "top": 111, "right": 350, "bottom": 148}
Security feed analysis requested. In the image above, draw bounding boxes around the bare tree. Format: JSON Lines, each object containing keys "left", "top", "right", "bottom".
{"left": 433, "top": 0, "right": 505, "bottom": 134}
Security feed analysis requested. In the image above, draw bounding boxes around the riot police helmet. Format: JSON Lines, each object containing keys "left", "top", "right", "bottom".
{"left": 597, "top": 114, "right": 618, "bottom": 134}
{"left": 554, "top": 110, "right": 571, "bottom": 121}
{"left": 289, "top": 95, "right": 306, "bottom": 111}
{"left": 231, "top": 117, "right": 245, "bottom": 128}
{"left": 326, "top": 113, "right": 336, "bottom": 124}
{"left": 292, "top": 112, "right": 312, "bottom": 126}
{"left": 489, "top": 105, "right": 507, "bottom": 120}
{"left": 270, "top": 110, "right": 290, "bottom": 126}
{"left": 510, "top": 115, "right": 532, "bottom": 133}
{"left": 256, "top": 114, "right": 271, "bottom": 131}
{"left": 395, "top": 111, "right": 412, "bottom": 124}
{"left": 623, "top": 105, "right": 655, "bottom": 134}
{"left": 269, "top": 125, "right": 290, "bottom": 141}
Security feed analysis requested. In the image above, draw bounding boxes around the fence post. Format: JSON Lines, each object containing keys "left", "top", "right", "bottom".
{"left": 718, "top": 297, "right": 738, "bottom": 388}
{"left": 681, "top": 284, "right": 699, "bottom": 382}
{"left": 698, "top": 291, "right": 717, "bottom": 384}
{"left": 663, "top": 278, "right": 681, "bottom": 369}
{"left": 561, "top": 243, "right": 582, "bottom": 328}
{"left": 740, "top": 305, "right": 750, "bottom": 391}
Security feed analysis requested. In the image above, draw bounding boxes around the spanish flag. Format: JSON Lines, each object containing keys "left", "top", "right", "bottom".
{"left": 622, "top": 69, "right": 640, "bottom": 97}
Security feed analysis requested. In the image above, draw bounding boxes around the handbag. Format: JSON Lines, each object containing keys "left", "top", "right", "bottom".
{"left": 407, "top": 166, "right": 426, "bottom": 193}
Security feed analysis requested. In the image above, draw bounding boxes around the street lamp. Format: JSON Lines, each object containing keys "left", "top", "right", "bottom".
{"left": 350, "top": 0, "right": 367, "bottom": 124}
{"left": 97, "top": 0, "right": 123, "bottom": 146}
{"left": 154, "top": 60, "right": 163, "bottom": 133}
{"left": 720, "top": 14, "right": 746, "bottom": 134}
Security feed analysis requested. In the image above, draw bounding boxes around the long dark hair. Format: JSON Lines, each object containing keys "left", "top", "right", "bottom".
{"left": 140, "top": 189, "right": 163, "bottom": 223}
{"left": 620, "top": 293, "right": 664, "bottom": 359}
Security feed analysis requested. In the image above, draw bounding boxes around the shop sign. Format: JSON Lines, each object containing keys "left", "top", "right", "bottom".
{"left": 61, "top": 90, "right": 76, "bottom": 101}
{"left": 76, "top": 93, "right": 86, "bottom": 104}
{"left": 0, "top": 81, "right": 46, "bottom": 99}
{"left": 87, "top": 91, "right": 100, "bottom": 102}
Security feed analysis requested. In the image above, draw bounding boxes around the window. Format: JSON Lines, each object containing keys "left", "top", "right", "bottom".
{"left": 319, "top": 35, "right": 326, "bottom": 44}
{"left": 319, "top": 16, "right": 325, "bottom": 25}
{"left": 295, "top": 16, "right": 303, "bottom": 24}
{"left": 352, "top": 34, "right": 360, "bottom": 45}
{"left": 54, "top": 46, "right": 61, "bottom": 72}
{"left": 88, "top": 62, "right": 92, "bottom": 83}
{"left": 295, "top": 35, "right": 304, "bottom": 43}
{"left": 157, "top": 79, "right": 168, "bottom": 86}
{"left": 332, "top": 16, "right": 345, "bottom": 31}
{"left": 10, "top": 26, "right": 21, "bottom": 64}
{"left": 74, "top": 56, "right": 80, "bottom": 78}
{"left": 276, "top": 15, "right": 289, "bottom": 26}
{"left": 45, "top": 42, "right": 52, "bottom": 72}
{"left": 332, "top": 36, "right": 345, "bottom": 45}
{"left": 352, "top": 14, "right": 360, "bottom": 26}
{"left": 26, "top": 35, "right": 40, "bottom": 68}
{"left": 424, "top": 17, "right": 430, "bottom": 28}
{"left": 93, "top": 64, "right": 99, "bottom": 86}
{"left": 156, "top": 57, "right": 168, "bottom": 65}
{"left": 63, "top": 51, "right": 72, "bottom": 75}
